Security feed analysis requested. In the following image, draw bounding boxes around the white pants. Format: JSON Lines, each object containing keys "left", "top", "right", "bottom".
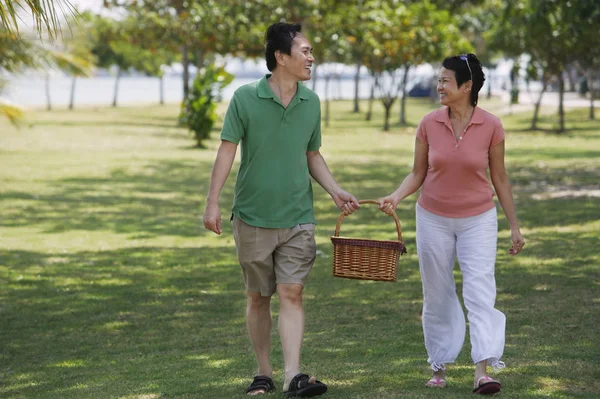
{"left": 416, "top": 203, "right": 506, "bottom": 372}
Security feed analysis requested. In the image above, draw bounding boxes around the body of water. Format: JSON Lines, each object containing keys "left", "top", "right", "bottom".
{"left": 3, "top": 75, "right": 373, "bottom": 108}
{"left": 4, "top": 69, "right": 510, "bottom": 109}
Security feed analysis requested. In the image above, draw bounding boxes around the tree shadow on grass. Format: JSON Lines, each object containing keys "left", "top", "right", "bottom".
{"left": 507, "top": 147, "right": 600, "bottom": 160}
{"left": 506, "top": 109, "right": 600, "bottom": 134}
{"left": 1, "top": 231, "right": 599, "bottom": 398}
{"left": 510, "top": 195, "right": 600, "bottom": 228}
{"left": 0, "top": 159, "right": 234, "bottom": 239}
{"left": 1, "top": 245, "right": 249, "bottom": 398}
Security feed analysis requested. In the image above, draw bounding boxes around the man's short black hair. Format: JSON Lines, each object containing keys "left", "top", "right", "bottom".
{"left": 265, "top": 22, "right": 302, "bottom": 72}
{"left": 442, "top": 53, "right": 486, "bottom": 107}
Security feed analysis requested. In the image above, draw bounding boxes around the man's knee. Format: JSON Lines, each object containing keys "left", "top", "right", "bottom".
{"left": 247, "top": 292, "right": 271, "bottom": 310}
{"left": 277, "top": 284, "right": 303, "bottom": 306}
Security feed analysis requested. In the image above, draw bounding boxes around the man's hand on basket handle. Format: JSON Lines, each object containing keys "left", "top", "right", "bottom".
{"left": 333, "top": 188, "right": 360, "bottom": 216}
{"left": 378, "top": 194, "right": 400, "bottom": 216}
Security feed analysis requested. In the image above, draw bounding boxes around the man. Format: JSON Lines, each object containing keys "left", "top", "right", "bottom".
{"left": 203, "top": 22, "right": 359, "bottom": 396}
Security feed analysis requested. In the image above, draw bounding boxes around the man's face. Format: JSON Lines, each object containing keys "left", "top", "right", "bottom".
{"left": 280, "top": 34, "right": 314, "bottom": 81}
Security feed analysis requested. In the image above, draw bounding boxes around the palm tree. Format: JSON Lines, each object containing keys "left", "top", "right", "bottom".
{"left": 1, "top": 0, "right": 79, "bottom": 124}
{"left": 1, "top": 0, "right": 76, "bottom": 40}
{"left": 0, "top": 99, "right": 24, "bottom": 126}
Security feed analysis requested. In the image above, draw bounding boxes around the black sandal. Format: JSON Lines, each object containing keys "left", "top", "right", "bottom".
{"left": 246, "top": 375, "right": 275, "bottom": 395}
{"left": 282, "top": 373, "right": 327, "bottom": 397}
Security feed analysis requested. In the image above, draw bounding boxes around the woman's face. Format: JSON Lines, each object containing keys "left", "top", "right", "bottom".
{"left": 437, "top": 67, "right": 471, "bottom": 106}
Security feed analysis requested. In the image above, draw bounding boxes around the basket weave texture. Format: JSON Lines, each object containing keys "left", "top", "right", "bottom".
{"left": 331, "top": 200, "right": 407, "bottom": 282}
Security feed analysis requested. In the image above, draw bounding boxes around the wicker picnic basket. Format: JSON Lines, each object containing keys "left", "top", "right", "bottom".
{"left": 331, "top": 200, "right": 407, "bottom": 282}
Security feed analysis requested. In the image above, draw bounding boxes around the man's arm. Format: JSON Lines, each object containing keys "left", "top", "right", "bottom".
{"left": 203, "top": 140, "right": 238, "bottom": 235}
{"left": 306, "top": 150, "right": 359, "bottom": 215}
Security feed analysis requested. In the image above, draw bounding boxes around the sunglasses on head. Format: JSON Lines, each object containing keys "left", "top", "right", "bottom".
{"left": 459, "top": 54, "right": 473, "bottom": 81}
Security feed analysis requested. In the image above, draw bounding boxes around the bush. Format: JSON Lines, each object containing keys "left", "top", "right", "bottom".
{"left": 179, "top": 64, "right": 233, "bottom": 148}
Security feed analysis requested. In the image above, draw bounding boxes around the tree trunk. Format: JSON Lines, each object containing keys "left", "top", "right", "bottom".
{"left": 196, "top": 49, "right": 204, "bottom": 68}
{"left": 353, "top": 61, "right": 361, "bottom": 113}
{"left": 399, "top": 66, "right": 410, "bottom": 125}
{"left": 182, "top": 43, "right": 189, "bottom": 100}
{"left": 69, "top": 76, "right": 76, "bottom": 110}
{"left": 589, "top": 71, "right": 595, "bottom": 120}
{"left": 311, "top": 64, "right": 318, "bottom": 91}
{"left": 510, "top": 60, "right": 519, "bottom": 106}
{"left": 112, "top": 66, "right": 121, "bottom": 107}
{"left": 530, "top": 77, "right": 547, "bottom": 130}
{"left": 566, "top": 67, "right": 576, "bottom": 92}
{"left": 366, "top": 75, "right": 377, "bottom": 121}
{"left": 487, "top": 69, "right": 492, "bottom": 99}
{"left": 45, "top": 74, "right": 51, "bottom": 111}
{"left": 383, "top": 99, "right": 394, "bottom": 131}
{"left": 429, "top": 73, "right": 438, "bottom": 103}
{"left": 336, "top": 73, "right": 342, "bottom": 100}
{"left": 159, "top": 75, "right": 164, "bottom": 105}
{"left": 558, "top": 73, "right": 565, "bottom": 133}
{"left": 324, "top": 74, "right": 330, "bottom": 128}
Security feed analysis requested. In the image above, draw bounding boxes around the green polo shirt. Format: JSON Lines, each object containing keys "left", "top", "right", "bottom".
{"left": 221, "top": 74, "right": 322, "bottom": 228}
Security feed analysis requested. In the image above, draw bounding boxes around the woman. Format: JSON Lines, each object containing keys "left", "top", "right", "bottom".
{"left": 379, "top": 54, "right": 524, "bottom": 395}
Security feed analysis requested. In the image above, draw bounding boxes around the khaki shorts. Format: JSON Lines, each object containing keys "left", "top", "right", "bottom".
{"left": 232, "top": 217, "right": 317, "bottom": 297}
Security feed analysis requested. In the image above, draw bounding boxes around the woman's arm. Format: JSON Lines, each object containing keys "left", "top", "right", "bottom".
{"left": 379, "top": 137, "right": 429, "bottom": 215}
{"left": 490, "top": 140, "right": 525, "bottom": 255}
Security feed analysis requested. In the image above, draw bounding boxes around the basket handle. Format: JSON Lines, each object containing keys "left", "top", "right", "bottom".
{"left": 333, "top": 199, "right": 403, "bottom": 242}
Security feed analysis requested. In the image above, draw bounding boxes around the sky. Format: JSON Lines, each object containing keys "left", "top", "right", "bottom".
{"left": 68, "top": 0, "right": 108, "bottom": 13}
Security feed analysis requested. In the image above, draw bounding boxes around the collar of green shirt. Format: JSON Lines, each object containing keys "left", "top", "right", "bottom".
{"left": 257, "top": 74, "right": 311, "bottom": 101}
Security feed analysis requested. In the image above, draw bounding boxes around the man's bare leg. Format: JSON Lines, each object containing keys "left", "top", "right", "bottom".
{"left": 246, "top": 292, "right": 273, "bottom": 395}
{"left": 277, "top": 284, "right": 317, "bottom": 391}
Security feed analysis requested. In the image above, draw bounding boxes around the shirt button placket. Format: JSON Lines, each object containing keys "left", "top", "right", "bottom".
{"left": 456, "top": 127, "right": 467, "bottom": 149}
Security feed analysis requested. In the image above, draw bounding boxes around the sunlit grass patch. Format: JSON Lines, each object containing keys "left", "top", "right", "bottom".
{"left": 51, "top": 360, "right": 86, "bottom": 368}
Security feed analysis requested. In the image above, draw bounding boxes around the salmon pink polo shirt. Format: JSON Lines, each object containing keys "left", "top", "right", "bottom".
{"left": 416, "top": 106, "right": 505, "bottom": 218}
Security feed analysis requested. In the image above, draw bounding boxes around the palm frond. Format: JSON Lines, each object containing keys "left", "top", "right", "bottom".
{"left": 47, "top": 48, "right": 93, "bottom": 76}
{"left": 0, "top": 0, "right": 78, "bottom": 40}
{"left": 0, "top": 98, "right": 24, "bottom": 127}
{"left": 0, "top": 0, "right": 21, "bottom": 35}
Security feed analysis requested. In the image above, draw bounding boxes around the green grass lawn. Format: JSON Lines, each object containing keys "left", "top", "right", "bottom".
{"left": 1, "top": 97, "right": 599, "bottom": 399}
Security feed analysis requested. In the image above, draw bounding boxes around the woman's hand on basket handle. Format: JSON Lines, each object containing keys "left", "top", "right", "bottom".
{"left": 333, "top": 188, "right": 360, "bottom": 216}
{"left": 378, "top": 194, "right": 400, "bottom": 216}
{"left": 377, "top": 137, "right": 428, "bottom": 216}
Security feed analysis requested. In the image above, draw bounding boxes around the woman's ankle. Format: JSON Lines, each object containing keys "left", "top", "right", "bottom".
{"left": 474, "top": 360, "right": 488, "bottom": 380}
{"left": 433, "top": 370, "right": 445, "bottom": 379}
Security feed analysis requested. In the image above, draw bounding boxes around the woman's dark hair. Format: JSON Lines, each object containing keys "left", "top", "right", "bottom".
{"left": 265, "top": 22, "right": 302, "bottom": 72}
{"left": 442, "top": 53, "right": 485, "bottom": 106}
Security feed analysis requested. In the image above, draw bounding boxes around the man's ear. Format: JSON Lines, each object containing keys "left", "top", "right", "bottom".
{"left": 275, "top": 50, "right": 286, "bottom": 67}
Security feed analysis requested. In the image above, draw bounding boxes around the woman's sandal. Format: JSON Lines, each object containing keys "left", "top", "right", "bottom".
{"left": 246, "top": 375, "right": 275, "bottom": 395}
{"left": 282, "top": 373, "right": 327, "bottom": 397}
{"left": 425, "top": 377, "right": 447, "bottom": 388}
{"left": 473, "top": 375, "right": 501, "bottom": 395}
